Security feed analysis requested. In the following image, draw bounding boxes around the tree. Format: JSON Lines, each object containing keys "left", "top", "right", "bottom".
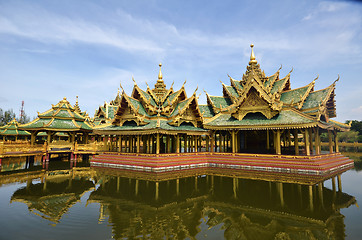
{"left": 350, "top": 120, "right": 362, "bottom": 136}
{"left": 338, "top": 130, "right": 359, "bottom": 143}
{"left": 0, "top": 108, "right": 16, "bottom": 126}
{"left": 18, "top": 112, "right": 30, "bottom": 124}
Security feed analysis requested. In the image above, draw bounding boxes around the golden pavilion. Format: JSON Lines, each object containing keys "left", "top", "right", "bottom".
{"left": 93, "top": 45, "right": 349, "bottom": 157}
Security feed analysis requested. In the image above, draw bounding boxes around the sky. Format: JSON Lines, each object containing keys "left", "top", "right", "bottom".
{"left": 0, "top": 0, "right": 361, "bottom": 122}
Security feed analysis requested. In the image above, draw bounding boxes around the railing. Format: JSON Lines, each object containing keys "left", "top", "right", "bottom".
{"left": 0, "top": 142, "right": 45, "bottom": 156}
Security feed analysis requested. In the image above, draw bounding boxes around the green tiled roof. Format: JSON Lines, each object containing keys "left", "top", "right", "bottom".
{"left": 199, "top": 105, "right": 215, "bottom": 118}
{"left": 127, "top": 97, "right": 150, "bottom": 116}
{"left": 225, "top": 86, "right": 239, "bottom": 98}
{"left": 280, "top": 85, "right": 310, "bottom": 105}
{"left": 170, "top": 99, "right": 190, "bottom": 117}
{"left": 209, "top": 96, "right": 232, "bottom": 108}
{"left": 20, "top": 98, "right": 92, "bottom": 131}
{"left": 206, "top": 110, "right": 315, "bottom": 127}
{"left": 271, "top": 77, "right": 287, "bottom": 94}
{"left": 141, "top": 90, "right": 157, "bottom": 106}
{"left": 231, "top": 79, "right": 243, "bottom": 90}
{"left": 302, "top": 88, "right": 331, "bottom": 110}
{"left": 264, "top": 74, "right": 277, "bottom": 87}
{"left": 162, "top": 90, "right": 180, "bottom": 107}
{"left": 99, "top": 119, "right": 207, "bottom": 132}
{"left": 0, "top": 119, "right": 31, "bottom": 136}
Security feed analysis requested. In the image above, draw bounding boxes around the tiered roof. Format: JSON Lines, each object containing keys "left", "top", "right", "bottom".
{"left": 20, "top": 97, "right": 93, "bottom": 132}
{"left": 202, "top": 44, "right": 348, "bottom": 131}
{"left": 93, "top": 91, "right": 121, "bottom": 126}
{"left": 0, "top": 118, "right": 30, "bottom": 136}
{"left": 94, "top": 63, "right": 206, "bottom": 135}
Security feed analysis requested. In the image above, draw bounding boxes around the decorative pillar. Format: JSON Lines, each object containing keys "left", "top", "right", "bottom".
{"left": 233, "top": 178, "right": 237, "bottom": 199}
{"left": 328, "top": 130, "right": 334, "bottom": 153}
{"left": 118, "top": 136, "right": 122, "bottom": 153}
{"left": 294, "top": 129, "right": 299, "bottom": 155}
{"left": 309, "top": 185, "right": 314, "bottom": 211}
{"left": 220, "top": 134, "right": 224, "bottom": 152}
{"left": 195, "top": 136, "right": 198, "bottom": 153}
{"left": 176, "top": 178, "right": 179, "bottom": 196}
{"left": 135, "top": 179, "right": 139, "bottom": 196}
{"left": 176, "top": 134, "right": 180, "bottom": 153}
{"left": 211, "top": 132, "right": 215, "bottom": 153}
{"left": 318, "top": 182, "right": 324, "bottom": 209}
{"left": 156, "top": 133, "right": 160, "bottom": 154}
{"left": 315, "top": 128, "right": 321, "bottom": 155}
{"left": 266, "top": 130, "right": 270, "bottom": 150}
{"left": 277, "top": 182, "right": 284, "bottom": 208}
{"left": 31, "top": 132, "right": 36, "bottom": 146}
{"left": 276, "top": 129, "right": 281, "bottom": 155}
{"left": 304, "top": 129, "right": 310, "bottom": 156}
{"left": 334, "top": 131, "right": 339, "bottom": 153}
{"left": 337, "top": 174, "right": 342, "bottom": 192}
{"left": 309, "top": 128, "right": 313, "bottom": 154}
{"left": 155, "top": 182, "right": 159, "bottom": 200}
{"left": 137, "top": 135, "right": 140, "bottom": 153}
{"left": 232, "top": 130, "right": 236, "bottom": 153}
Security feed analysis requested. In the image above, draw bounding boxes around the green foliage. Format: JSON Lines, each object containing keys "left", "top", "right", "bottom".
{"left": 0, "top": 107, "right": 31, "bottom": 126}
{"left": 320, "top": 132, "right": 328, "bottom": 142}
{"left": 338, "top": 130, "right": 359, "bottom": 143}
{"left": 0, "top": 108, "right": 16, "bottom": 126}
{"left": 350, "top": 120, "right": 362, "bottom": 136}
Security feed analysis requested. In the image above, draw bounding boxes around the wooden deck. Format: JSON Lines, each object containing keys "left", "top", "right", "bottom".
{"left": 90, "top": 152, "right": 354, "bottom": 185}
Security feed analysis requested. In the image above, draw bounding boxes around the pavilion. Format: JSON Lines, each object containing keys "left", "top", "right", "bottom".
{"left": 19, "top": 97, "right": 93, "bottom": 145}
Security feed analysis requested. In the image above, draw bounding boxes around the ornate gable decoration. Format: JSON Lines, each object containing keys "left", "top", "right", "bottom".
{"left": 112, "top": 63, "right": 203, "bottom": 128}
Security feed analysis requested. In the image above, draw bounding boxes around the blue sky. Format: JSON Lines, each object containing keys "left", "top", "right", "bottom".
{"left": 0, "top": 0, "right": 361, "bottom": 122}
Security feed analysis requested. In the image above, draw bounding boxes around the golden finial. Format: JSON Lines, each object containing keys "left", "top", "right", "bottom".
{"left": 250, "top": 44, "right": 257, "bottom": 63}
{"left": 132, "top": 77, "right": 137, "bottom": 85}
{"left": 333, "top": 74, "right": 340, "bottom": 85}
{"left": 76, "top": 96, "right": 79, "bottom": 103}
{"left": 158, "top": 63, "right": 163, "bottom": 80}
{"left": 312, "top": 75, "right": 319, "bottom": 84}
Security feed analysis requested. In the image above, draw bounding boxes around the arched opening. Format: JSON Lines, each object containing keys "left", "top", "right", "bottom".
{"left": 122, "top": 120, "right": 138, "bottom": 127}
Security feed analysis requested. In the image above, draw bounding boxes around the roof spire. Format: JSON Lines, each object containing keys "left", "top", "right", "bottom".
{"left": 250, "top": 44, "right": 257, "bottom": 63}
{"left": 158, "top": 63, "right": 163, "bottom": 81}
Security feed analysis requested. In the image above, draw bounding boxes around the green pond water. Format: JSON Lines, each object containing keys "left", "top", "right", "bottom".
{"left": 0, "top": 154, "right": 361, "bottom": 240}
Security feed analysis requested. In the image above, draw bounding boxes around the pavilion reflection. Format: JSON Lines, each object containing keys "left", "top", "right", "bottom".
{"left": 10, "top": 168, "right": 95, "bottom": 224}
{"left": 3, "top": 165, "right": 357, "bottom": 239}
{"left": 88, "top": 168, "right": 357, "bottom": 240}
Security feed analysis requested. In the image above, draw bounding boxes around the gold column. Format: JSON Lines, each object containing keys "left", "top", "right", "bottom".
{"left": 288, "top": 130, "right": 292, "bottom": 148}
{"left": 47, "top": 132, "right": 51, "bottom": 144}
{"left": 176, "top": 178, "right": 179, "bottom": 196}
{"left": 309, "top": 128, "right": 313, "bottom": 154}
{"left": 194, "top": 177, "right": 198, "bottom": 191}
{"left": 233, "top": 178, "right": 237, "bottom": 199}
{"left": 315, "top": 128, "right": 320, "bottom": 155}
{"left": 205, "top": 135, "right": 209, "bottom": 152}
{"left": 266, "top": 130, "right": 270, "bottom": 150}
{"left": 137, "top": 135, "right": 140, "bottom": 153}
{"left": 118, "top": 136, "right": 122, "bottom": 152}
{"left": 276, "top": 129, "right": 281, "bottom": 155}
{"left": 135, "top": 179, "right": 139, "bottom": 196}
{"left": 309, "top": 185, "right": 314, "bottom": 211}
{"left": 166, "top": 135, "right": 170, "bottom": 153}
{"left": 31, "top": 132, "right": 36, "bottom": 146}
{"left": 211, "top": 132, "right": 215, "bottom": 152}
{"left": 155, "top": 182, "right": 159, "bottom": 200}
{"left": 277, "top": 182, "right": 284, "bottom": 208}
{"left": 294, "top": 129, "right": 299, "bottom": 155}
{"left": 232, "top": 130, "right": 236, "bottom": 153}
{"left": 337, "top": 174, "right": 342, "bottom": 192}
{"left": 156, "top": 133, "right": 160, "bottom": 154}
{"left": 220, "top": 134, "right": 224, "bottom": 152}
{"left": 334, "top": 131, "right": 339, "bottom": 153}
{"left": 328, "top": 130, "right": 334, "bottom": 153}
{"left": 176, "top": 134, "right": 180, "bottom": 153}
{"left": 195, "top": 136, "right": 198, "bottom": 152}
{"left": 318, "top": 182, "right": 324, "bottom": 209}
{"left": 304, "top": 129, "right": 310, "bottom": 156}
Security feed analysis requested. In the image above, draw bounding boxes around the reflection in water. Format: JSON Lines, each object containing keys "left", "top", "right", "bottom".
{"left": 0, "top": 157, "right": 357, "bottom": 240}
